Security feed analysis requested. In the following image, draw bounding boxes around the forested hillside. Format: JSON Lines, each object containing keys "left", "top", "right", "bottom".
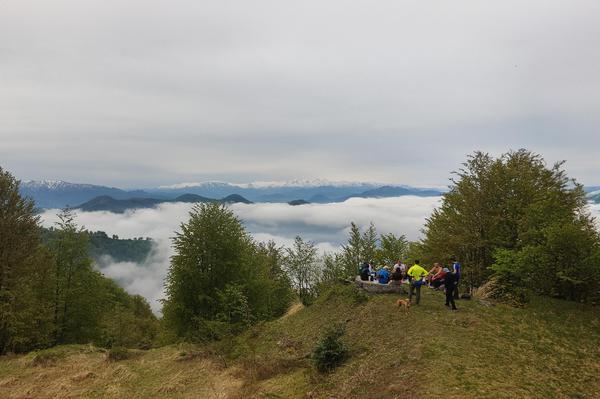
{"left": 41, "top": 228, "right": 153, "bottom": 264}
{"left": 0, "top": 168, "right": 158, "bottom": 354}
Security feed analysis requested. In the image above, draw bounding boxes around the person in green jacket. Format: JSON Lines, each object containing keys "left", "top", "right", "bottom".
{"left": 407, "top": 260, "right": 429, "bottom": 305}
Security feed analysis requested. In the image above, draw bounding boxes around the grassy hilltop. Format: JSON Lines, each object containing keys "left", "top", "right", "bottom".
{"left": 1, "top": 286, "right": 598, "bottom": 399}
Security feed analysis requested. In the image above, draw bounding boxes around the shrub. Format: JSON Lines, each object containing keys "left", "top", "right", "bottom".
{"left": 30, "top": 348, "right": 67, "bottom": 366}
{"left": 475, "top": 275, "right": 529, "bottom": 307}
{"left": 312, "top": 324, "right": 348, "bottom": 373}
{"left": 106, "top": 346, "right": 132, "bottom": 361}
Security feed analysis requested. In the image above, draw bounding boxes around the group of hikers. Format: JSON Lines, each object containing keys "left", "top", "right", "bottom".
{"left": 359, "top": 258, "right": 462, "bottom": 310}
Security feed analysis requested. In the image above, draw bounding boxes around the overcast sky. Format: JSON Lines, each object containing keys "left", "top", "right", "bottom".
{"left": 2, "top": 1, "right": 599, "bottom": 187}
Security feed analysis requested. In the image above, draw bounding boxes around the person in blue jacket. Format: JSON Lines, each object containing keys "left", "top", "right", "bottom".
{"left": 451, "top": 257, "right": 461, "bottom": 299}
{"left": 377, "top": 266, "right": 391, "bottom": 284}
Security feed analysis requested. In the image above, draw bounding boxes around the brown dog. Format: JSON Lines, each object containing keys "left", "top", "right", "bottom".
{"left": 396, "top": 298, "right": 411, "bottom": 314}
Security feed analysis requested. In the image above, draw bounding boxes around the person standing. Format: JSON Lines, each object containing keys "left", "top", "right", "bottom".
{"left": 443, "top": 267, "right": 458, "bottom": 310}
{"left": 407, "top": 260, "right": 429, "bottom": 305}
{"left": 451, "top": 257, "right": 462, "bottom": 299}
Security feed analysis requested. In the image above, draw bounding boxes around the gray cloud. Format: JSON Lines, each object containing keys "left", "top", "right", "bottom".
{"left": 38, "top": 196, "right": 441, "bottom": 312}
{"left": 1, "top": 0, "right": 600, "bottom": 186}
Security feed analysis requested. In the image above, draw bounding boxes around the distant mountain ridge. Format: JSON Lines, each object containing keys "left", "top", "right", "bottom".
{"left": 146, "top": 180, "right": 445, "bottom": 204}
{"left": 18, "top": 178, "right": 600, "bottom": 210}
{"left": 76, "top": 193, "right": 253, "bottom": 213}
{"left": 20, "top": 180, "right": 157, "bottom": 209}
{"left": 20, "top": 179, "right": 446, "bottom": 209}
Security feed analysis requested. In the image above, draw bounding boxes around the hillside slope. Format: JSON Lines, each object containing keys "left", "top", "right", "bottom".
{"left": 1, "top": 287, "right": 598, "bottom": 399}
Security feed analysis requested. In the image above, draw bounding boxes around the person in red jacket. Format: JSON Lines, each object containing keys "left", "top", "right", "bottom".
{"left": 427, "top": 263, "right": 442, "bottom": 285}
{"left": 430, "top": 267, "right": 447, "bottom": 289}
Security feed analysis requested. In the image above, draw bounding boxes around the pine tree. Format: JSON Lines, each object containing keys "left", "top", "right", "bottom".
{"left": 375, "top": 233, "right": 409, "bottom": 265}
{"left": 361, "top": 223, "right": 378, "bottom": 265}
{"left": 340, "top": 222, "right": 364, "bottom": 276}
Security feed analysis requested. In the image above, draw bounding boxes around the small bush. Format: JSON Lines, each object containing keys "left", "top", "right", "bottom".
{"left": 312, "top": 324, "right": 348, "bottom": 373}
{"left": 30, "top": 348, "right": 66, "bottom": 366}
{"left": 106, "top": 346, "right": 132, "bottom": 361}
{"left": 475, "top": 275, "right": 529, "bottom": 307}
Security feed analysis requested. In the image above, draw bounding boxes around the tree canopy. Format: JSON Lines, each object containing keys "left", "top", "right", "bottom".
{"left": 422, "top": 150, "right": 600, "bottom": 301}
{"left": 0, "top": 167, "right": 158, "bottom": 353}
{"left": 162, "top": 203, "right": 293, "bottom": 340}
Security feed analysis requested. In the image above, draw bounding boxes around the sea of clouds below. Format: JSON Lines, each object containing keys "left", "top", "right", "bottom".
{"left": 39, "top": 198, "right": 600, "bottom": 313}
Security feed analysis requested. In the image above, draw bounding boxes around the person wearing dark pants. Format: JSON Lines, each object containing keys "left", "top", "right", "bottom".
{"left": 443, "top": 267, "right": 458, "bottom": 310}
{"left": 409, "top": 281, "right": 422, "bottom": 304}
{"left": 451, "top": 258, "right": 462, "bottom": 299}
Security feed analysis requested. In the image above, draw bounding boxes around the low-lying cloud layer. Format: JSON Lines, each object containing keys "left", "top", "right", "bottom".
{"left": 39, "top": 196, "right": 441, "bottom": 312}
{"left": 38, "top": 198, "right": 600, "bottom": 313}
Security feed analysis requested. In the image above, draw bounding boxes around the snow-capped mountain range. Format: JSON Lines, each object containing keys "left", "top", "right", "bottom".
{"left": 18, "top": 179, "right": 600, "bottom": 210}
{"left": 20, "top": 180, "right": 151, "bottom": 209}
{"left": 158, "top": 179, "right": 394, "bottom": 190}
{"left": 19, "top": 179, "right": 446, "bottom": 210}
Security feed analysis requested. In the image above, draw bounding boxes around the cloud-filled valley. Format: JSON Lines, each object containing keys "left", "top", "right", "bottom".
{"left": 39, "top": 197, "right": 600, "bottom": 313}
{"left": 39, "top": 196, "right": 441, "bottom": 312}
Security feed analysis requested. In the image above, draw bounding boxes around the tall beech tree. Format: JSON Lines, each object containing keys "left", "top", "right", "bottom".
{"left": 0, "top": 167, "right": 55, "bottom": 353}
{"left": 422, "top": 150, "right": 600, "bottom": 301}
{"left": 162, "top": 203, "right": 292, "bottom": 340}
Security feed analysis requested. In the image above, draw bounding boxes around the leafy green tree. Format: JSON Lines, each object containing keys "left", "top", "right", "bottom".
{"left": 0, "top": 168, "right": 159, "bottom": 351}
{"left": 49, "top": 208, "right": 104, "bottom": 344}
{"left": 282, "top": 236, "right": 321, "bottom": 305}
{"left": 162, "top": 203, "right": 252, "bottom": 338}
{"left": 375, "top": 233, "right": 408, "bottom": 265}
{"left": 98, "top": 281, "right": 158, "bottom": 349}
{"left": 340, "top": 222, "right": 379, "bottom": 275}
{"left": 321, "top": 252, "right": 346, "bottom": 283}
{"left": 4, "top": 245, "right": 56, "bottom": 353}
{"left": 341, "top": 222, "right": 410, "bottom": 274}
{"left": 0, "top": 168, "right": 55, "bottom": 353}
{"left": 405, "top": 241, "right": 426, "bottom": 266}
{"left": 216, "top": 283, "right": 252, "bottom": 327}
{"left": 249, "top": 241, "right": 293, "bottom": 319}
{"left": 162, "top": 203, "right": 292, "bottom": 340}
{"left": 423, "top": 149, "right": 600, "bottom": 301}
